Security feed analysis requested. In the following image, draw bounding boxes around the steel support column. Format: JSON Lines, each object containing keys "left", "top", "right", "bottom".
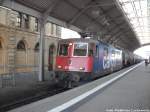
{"left": 39, "top": 19, "right": 45, "bottom": 81}
{"left": 38, "top": 0, "right": 61, "bottom": 82}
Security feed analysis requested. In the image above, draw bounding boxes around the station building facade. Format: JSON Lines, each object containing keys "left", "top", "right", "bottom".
{"left": 0, "top": 6, "right": 61, "bottom": 74}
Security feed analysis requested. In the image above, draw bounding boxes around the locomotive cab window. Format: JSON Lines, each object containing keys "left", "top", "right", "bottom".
{"left": 58, "top": 44, "right": 69, "bottom": 56}
{"left": 74, "top": 43, "right": 87, "bottom": 56}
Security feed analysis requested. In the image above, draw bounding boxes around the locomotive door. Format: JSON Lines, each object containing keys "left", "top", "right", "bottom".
{"left": 93, "top": 45, "right": 100, "bottom": 74}
{"left": 49, "top": 44, "right": 55, "bottom": 71}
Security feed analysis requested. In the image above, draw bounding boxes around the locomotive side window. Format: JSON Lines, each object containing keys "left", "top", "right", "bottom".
{"left": 111, "top": 50, "right": 115, "bottom": 57}
{"left": 104, "top": 47, "right": 109, "bottom": 57}
{"left": 88, "top": 43, "right": 94, "bottom": 56}
{"left": 58, "top": 44, "right": 69, "bottom": 56}
{"left": 103, "top": 47, "right": 110, "bottom": 69}
{"left": 74, "top": 43, "right": 87, "bottom": 56}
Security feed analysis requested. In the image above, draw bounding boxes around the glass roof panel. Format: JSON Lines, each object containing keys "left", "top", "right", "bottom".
{"left": 118, "top": 0, "right": 150, "bottom": 45}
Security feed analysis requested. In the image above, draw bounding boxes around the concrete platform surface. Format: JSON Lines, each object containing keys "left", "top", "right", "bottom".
{"left": 0, "top": 71, "right": 55, "bottom": 109}
{"left": 65, "top": 63, "right": 150, "bottom": 112}
{"left": 9, "top": 63, "right": 147, "bottom": 112}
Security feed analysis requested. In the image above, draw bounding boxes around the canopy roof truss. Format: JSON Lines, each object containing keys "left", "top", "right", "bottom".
{"left": 1, "top": 0, "right": 141, "bottom": 51}
{"left": 119, "top": 0, "right": 149, "bottom": 45}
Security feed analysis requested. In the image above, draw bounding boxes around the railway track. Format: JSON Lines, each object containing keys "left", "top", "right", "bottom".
{"left": 0, "top": 69, "right": 128, "bottom": 112}
{"left": 0, "top": 86, "right": 68, "bottom": 112}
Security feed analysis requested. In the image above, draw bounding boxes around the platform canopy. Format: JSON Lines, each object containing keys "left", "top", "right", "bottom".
{"left": 1, "top": 0, "right": 141, "bottom": 51}
{"left": 119, "top": 0, "right": 150, "bottom": 47}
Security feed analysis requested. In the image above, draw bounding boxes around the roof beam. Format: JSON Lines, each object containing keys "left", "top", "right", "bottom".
{"left": 109, "top": 29, "right": 131, "bottom": 44}
{"left": 104, "top": 29, "right": 121, "bottom": 41}
{"left": 3, "top": 0, "right": 41, "bottom": 18}
{"left": 64, "top": 0, "right": 108, "bottom": 32}
{"left": 116, "top": 36, "right": 136, "bottom": 51}
{"left": 43, "top": 0, "right": 61, "bottom": 18}
{"left": 47, "top": 16, "right": 82, "bottom": 32}
{"left": 64, "top": 0, "right": 122, "bottom": 41}
{"left": 109, "top": 21, "right": 126, "bottom": 32}
{"left": 68, "top": 1, "right": 115, "bottom": 25}
{"left": 114, "top": 0, "right": 139, "bottom": 46}
{"left": 115, "top": 37, "right": 130, "bottom": 49}
{"left": 68, "top": 0, "right": 93, "bottom": 25}
{"left": 97, "top": 6, "right": 140, "bottom": 49}
{"left": 121, "top": 0, "right": 145, "bottom": 4}
{"left": 0, "top": 0, "right": 4, "bottom": 5}
{"left": 93, "top": 6, "right": 130, "bottom": 45}
{"left": 110, "top": 33, "right": 123, "bottom": 43}
{"left": 2, "top": 0, "right": 82, "bottom": 32}
{"left": 99, "top": 8, "right": 127, "bottom": 35}
{"left": 14, "top": 0, "right": 42, "bottom": 12}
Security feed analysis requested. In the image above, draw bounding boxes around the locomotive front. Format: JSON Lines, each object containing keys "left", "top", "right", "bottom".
{"left": 55, "top": 39, "right": 94, "bottom": 83}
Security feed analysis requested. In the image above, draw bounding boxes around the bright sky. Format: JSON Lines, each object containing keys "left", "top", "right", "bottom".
{"left": 134, "top": 45, "right": 150, "bottom": 59}
{"left": 61, "top": 27, "right": 81, "bottom": 39}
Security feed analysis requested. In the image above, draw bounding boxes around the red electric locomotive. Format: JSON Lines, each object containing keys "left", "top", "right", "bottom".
{"left": 55, "top": 38, "right": 97, "bottom": 86}
{"left": 54, "top": 38, "right": 142, "bottom": 88}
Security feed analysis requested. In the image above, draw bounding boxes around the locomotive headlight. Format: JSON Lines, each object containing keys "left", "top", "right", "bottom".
{"left": 80, "top": 67, "right": 85, "bottom": 70}
{"left": 69, "top": 43, "right": 73, "bottom": 46}
{"left": 57, "top": 65, "right": 62, "bottom": 69}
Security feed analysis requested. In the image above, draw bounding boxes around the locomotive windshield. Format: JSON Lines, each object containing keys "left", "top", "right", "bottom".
{"left": 74, "top": 43, "right": 87, "bottom": 56}
{"left": 58, "top": 44, "right": 69, "bottom": 56}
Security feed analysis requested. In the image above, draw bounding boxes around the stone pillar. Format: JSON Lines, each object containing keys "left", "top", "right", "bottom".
{"left": 4, "top": 29, "right": 16, "bottom": 87}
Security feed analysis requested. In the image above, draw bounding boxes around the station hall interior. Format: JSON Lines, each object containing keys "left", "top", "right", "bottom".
{"left": 0, "top": 0, "right": 150, "bottom": 112}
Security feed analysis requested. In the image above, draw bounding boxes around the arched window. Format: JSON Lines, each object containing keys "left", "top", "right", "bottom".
{"left": 17, "top": 40, "right": 26, "bottom": 51}
{"left": 34, "top": 42, "right": 39, "bottom": 52}
{"left": 49, "top": 44, "right": 55, "bottom": 51}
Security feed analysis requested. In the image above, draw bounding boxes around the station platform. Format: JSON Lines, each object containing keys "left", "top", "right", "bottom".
{"left": 8, "top": 62, "right": 150, "bottom": 112}
{"left": 0, "top": 71, "right": 55, "bottom": 110}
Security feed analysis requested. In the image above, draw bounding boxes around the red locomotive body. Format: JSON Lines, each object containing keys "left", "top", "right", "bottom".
{"left": 56, "top": 57, "right": 93, "bottom": 72}
{"left": 55, "top": 39, "right": 95, "bottom": 72}
{"left": 55, "top": 39, "right": 95, "bottom": 83}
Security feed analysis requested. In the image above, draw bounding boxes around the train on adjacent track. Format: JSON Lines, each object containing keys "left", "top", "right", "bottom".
{"left": 53, "top": 38, "right": 142, "bottom": 87}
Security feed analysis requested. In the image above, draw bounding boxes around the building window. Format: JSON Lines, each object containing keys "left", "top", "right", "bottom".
{"left": 56, "top": 25, "right": 61, "bottom": 37}
{"left": 52, "top": 24, "right": 56, "bottom": 36}
{"left": 17, "top": 12, "right": 22, "bottom": 27}
{"left": 34, "top": 42, "right": 39, "bottom": 52}
{"left": 35, "top": 18, "right": 38, "bottom": 32}
{"left": 17, "top": 40, "right": 26, "bottom": 51}
{"left": 51, "top": 23, "right": 54, "bottom": 35}
{"left": 23, "top": 14, "right": 29, "bottom": 29}
{"left": 45, "top": 22, "right": 52, "bottom": 36}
